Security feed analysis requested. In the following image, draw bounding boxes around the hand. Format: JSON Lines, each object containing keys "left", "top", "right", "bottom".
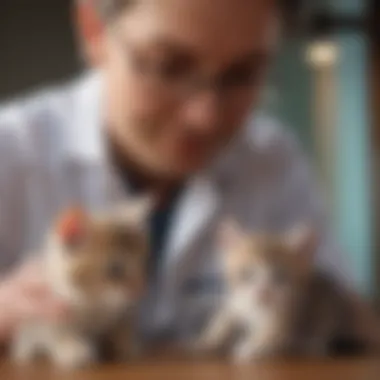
{"left": 0, "top": 259, "right": 69, "bottom": 343}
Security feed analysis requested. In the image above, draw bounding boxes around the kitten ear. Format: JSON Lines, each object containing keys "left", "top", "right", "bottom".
{"left": 56, "top": 207, "right": 89, "bottom": 249}
{"left": 284, "top": 223, "right": 317, "bottom": 254}
{"left": 217, "top": 218, "right": 245, "bottom": 249}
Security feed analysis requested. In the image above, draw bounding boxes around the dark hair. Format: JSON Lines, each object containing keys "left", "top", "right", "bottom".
{"left": 93, "top": 0, "right": 307, "bottom": 34}
{"left": 278, "top": 0, "right": 308, "bottom": 34}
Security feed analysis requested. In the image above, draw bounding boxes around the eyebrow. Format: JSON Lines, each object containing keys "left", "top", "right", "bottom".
{"left": 145, "top": 37, "right": 272, "bottom": 65}
{"left": 144, "top": 38, "right": 199, "bottom": 56}
{"left": 226, "top": 51, "right": 273, "bottom": 69}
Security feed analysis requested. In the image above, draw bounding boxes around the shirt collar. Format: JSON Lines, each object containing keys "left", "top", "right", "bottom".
{"left": 69, "top": 69, "right": 106, "bottom": 163}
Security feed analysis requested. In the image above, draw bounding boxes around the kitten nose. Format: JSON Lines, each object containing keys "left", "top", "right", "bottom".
{"left": 108, "top": 262, "right": 125, "bottom": 280}
{"left": 123, "top": 275, "right": 146, "bottom": 299}
{"left": 131, "top": 277, "right": 146, "bottom": 296}
{"left": 257, "top": 288, "right": 272, "bottom": 306}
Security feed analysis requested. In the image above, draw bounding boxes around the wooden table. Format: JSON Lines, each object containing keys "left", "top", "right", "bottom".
{"left": 1, "top": 355, "right": 380, "bottom": 380}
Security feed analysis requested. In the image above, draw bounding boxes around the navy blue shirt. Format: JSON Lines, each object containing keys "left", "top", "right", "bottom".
{"left": 147, "top": 193, "right": 181, "bottom": 276}
{"left": 118, "top": 171, "right": 183, "bottom": 278}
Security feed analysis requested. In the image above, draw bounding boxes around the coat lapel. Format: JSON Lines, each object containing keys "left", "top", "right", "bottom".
{"left": 164, "top": 174, "right": 221, "bottom": 272}
{"left": 153, "top": 173, "right": 222, "bottom": 327}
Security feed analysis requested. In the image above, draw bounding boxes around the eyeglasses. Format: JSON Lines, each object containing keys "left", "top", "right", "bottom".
{"left": 115, "top": 36, "right": 269, "bottom": 103}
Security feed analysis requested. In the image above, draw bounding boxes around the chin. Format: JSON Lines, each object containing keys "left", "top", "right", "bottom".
{"left": 158, "top": 166, "right": 195, "bottom": 181}
{"left": 174, "top": 154, "right": 211, "bottom": 172}
{"left": 168, "top": 163, "right": 205, "bottom": 179}
{"left": 150, "top": 157, "right": 204, "bottom": 179}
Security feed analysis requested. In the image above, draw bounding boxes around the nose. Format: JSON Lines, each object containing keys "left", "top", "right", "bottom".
{"left": 180, "top": 91, "right": 222, "bottom": 133}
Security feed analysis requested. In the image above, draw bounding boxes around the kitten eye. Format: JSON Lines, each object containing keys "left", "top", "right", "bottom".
{"left": 272, "top": 268, "right": 288, "bottom": 285}
{"left": 107, "top": 261, "right": 126, "bottom": 281}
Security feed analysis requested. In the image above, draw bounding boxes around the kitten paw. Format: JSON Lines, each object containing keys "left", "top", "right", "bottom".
{"left": 11, "top": 340, "right": 36, "bottom": 364}
{"left": 11, "top": 326, "right": 41, "bottom": 365}
{"left": 127, "top": 341, "right": 144, "bottom": 359}
{"left": 305, "top": 341, "right": 329, "bottom": 357}
{"left": 53, "top": 339, "right": 96, "bottom": 369}
{"left": 185, "top": 338, "right": 207, "bottom": 356}
{"left": 232, "top": 342, "right": 255, "bottom": 364}
{"left": 192, "top": 333, "right": 225, "bottom": 353}
{"left": 115, "top": 341, "right": 144, "bottom": 361}
{"left": 232, "top": 342, "right": 272, "bottom": 364}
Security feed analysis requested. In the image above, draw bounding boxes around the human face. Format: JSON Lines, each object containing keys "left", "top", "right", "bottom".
{"left": 84, "top": 0, "right": 279, "bottom": 180}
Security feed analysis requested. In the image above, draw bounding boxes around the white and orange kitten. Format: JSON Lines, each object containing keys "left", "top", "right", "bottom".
{"left": 197, "top": 220, "right": 380, "bottom": 362}
{"left": 12, "top": 197, "right": 152, "bottom": 369}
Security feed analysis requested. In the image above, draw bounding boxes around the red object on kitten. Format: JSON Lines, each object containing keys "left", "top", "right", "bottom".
{"left": 57, "top": 208, "right": 88, "bottom": 247}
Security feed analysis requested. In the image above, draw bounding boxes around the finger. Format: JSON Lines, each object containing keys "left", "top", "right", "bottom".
{"left": 14, "top": 258, "right": 42, "bottom": 279}
{"left": 41, "top": 297, "right": 72, "bottom": 323}
{"left": 46, "top": 303, "right": 72, "bottom": 322}
{"left": 19, "top": 264, "right": 49, "bottom": 290}
{"left": 0, "top": 260, "right": 46, "bottom": 295}
{"left": 13, "top": 294, "right": 69, "bottom": 323}
{"left": 21, "top": 278, "right": 50, "bottom": 297}
{"left": 7, "top": 296, "right": 43, "bottom": 323}
{"left": 0, "top": 261, "right": 37, "bottom": 287}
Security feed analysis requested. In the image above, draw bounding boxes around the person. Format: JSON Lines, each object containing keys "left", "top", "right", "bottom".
{"left": 0, "top": 0, "right": 349, "bottom": 346}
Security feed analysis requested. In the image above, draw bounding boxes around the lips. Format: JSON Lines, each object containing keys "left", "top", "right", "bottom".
{"left": 169, "top": 135, "right": 214, "bottom": 162}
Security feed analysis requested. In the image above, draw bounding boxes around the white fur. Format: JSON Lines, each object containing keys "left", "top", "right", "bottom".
{"left": 12, "top": 233, "right": 134, "bottom": 369}
{"left": 197, "top": 267, "right": 294, "bottom": 363}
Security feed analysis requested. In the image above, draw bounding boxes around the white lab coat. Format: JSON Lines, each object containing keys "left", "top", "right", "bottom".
{"left": 0, "top": 71, "right": 350, "bottom": 341}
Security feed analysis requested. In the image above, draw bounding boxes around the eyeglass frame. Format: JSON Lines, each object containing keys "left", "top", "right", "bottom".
{"left": 112, "top": 33, "right": 272, "bottom": 103}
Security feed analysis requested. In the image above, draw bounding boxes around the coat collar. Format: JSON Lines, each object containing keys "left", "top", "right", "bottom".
{"left": 68, "top": 70, "right": 106, "bottom": 163}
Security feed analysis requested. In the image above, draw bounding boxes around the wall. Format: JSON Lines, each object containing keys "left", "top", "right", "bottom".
{"left": 273, "top": 1, "right": 373, "bottom": 296}
{"left": 274, "top": 39, "right": 314, "bottom": 154}
{"left": 0, "top": 0, "right": 80, "bottom": 101}
{"left": 327, "top": 0, "right": 373, "bottom": 296}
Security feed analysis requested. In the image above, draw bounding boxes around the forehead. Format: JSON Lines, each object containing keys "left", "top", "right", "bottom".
{"left": 119, "top": 0, "right": 278, "bottom": 63}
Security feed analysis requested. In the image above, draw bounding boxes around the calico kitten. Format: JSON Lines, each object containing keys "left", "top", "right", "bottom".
{"left": 197, "top": 220, "right": 380, "bottom": 362}
{"left": 12, "top": 197, "right": 152, "bottom": 369}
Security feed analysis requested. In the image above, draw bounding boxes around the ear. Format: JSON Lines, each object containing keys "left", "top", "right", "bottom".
{"left": 75, "top": 0, "right": 107, "bottom": 66}
{"left": 217, "top": 218, "right": 245, "bottom": 249}
{"left": 56, "top": 207, "right": 89, "bottom": 249}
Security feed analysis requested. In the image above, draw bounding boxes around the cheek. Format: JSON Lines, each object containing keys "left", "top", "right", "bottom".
{"left": 116, "top": 261, "right": 147, "bottom": 296}
{"left": 69, "top": 259, "right": 95, "bottom": 288}
{"left": 223, "top": 85, "right": 261, "bottom": 122}
{"left": 228, "top": 90, "right": 259, "bottom": 122}
{"left": 215, "top": 91, "right": 259, "bottom": 143}
{"left": 272, "top": 284, "right": 293, "bottom": 305}
{"left": 238, "top": 282, "right": 260, "bottom": 301}
{"left": 104, "top": 47, "right": 177, "bottom": 137}
{"left": 126, "top": 83, "right": 175, "bottom": 131}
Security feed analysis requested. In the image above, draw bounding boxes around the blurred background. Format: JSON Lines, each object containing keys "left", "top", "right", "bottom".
{"left": 0, "top": 1, "right": 379, "bottom": 301}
